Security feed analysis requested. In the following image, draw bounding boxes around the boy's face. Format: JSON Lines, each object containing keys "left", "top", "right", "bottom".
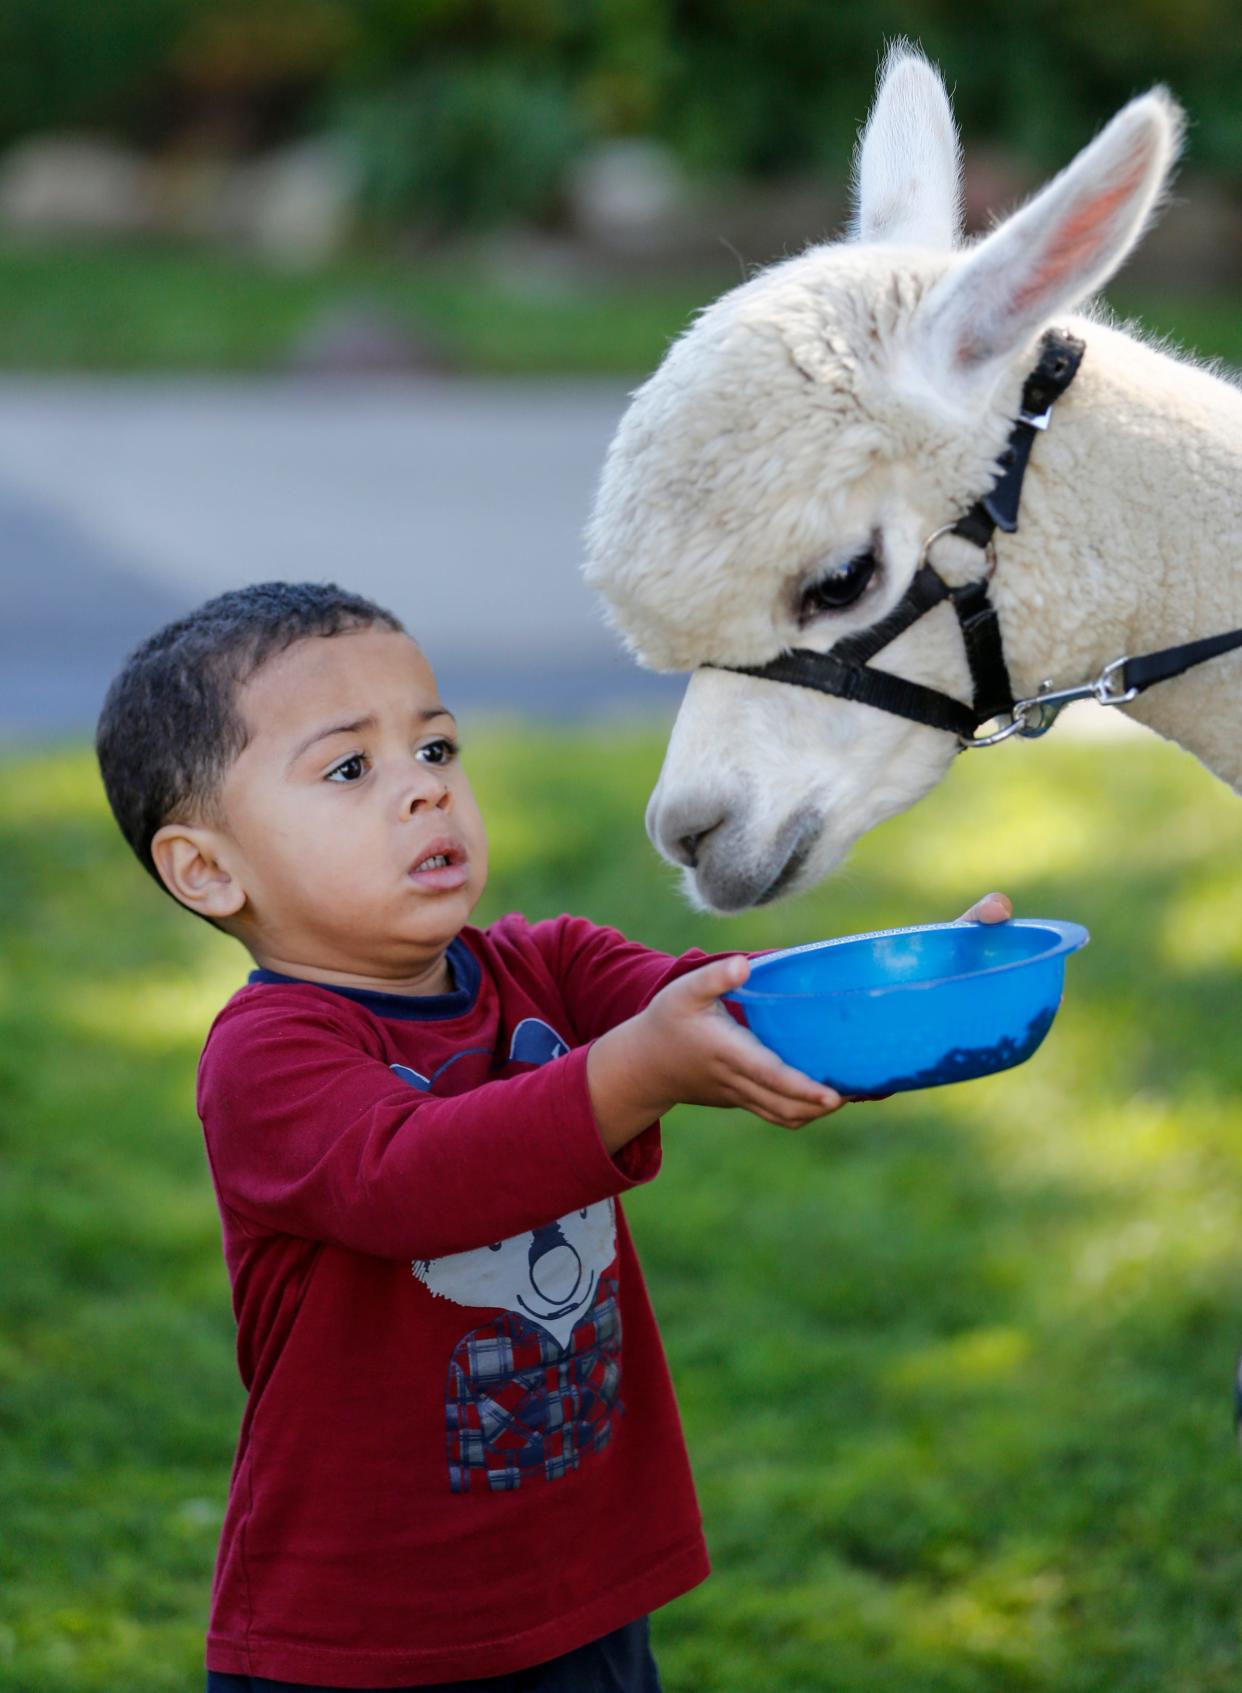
{"left": 167, "top": 626, "right": 488, "bottom": 981}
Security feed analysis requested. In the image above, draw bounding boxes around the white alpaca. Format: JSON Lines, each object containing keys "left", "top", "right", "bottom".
{"left": 584, "top": 45, "right": 1242, "bottom": 913}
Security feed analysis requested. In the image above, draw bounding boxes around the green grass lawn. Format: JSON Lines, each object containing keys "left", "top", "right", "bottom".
{"left": 0, "top": 236, "right": 1233, "bottom": 377}
{"left": 4, "top": 727, "right": 1242, "bottom": 1690}
{"left": 0, "top": 238, "right": 711, "bottom": 376}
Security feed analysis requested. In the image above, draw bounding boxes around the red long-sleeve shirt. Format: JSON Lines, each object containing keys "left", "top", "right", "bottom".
{"left": 196, "top": 912, "right": 717, "bottom": 1688}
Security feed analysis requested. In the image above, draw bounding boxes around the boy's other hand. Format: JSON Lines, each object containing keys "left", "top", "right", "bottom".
{"left": 587, "top": 955, "right": 842, "bottom": 1153}
{"left": 958, "top": 891, "right": 1012, "bottom": 923}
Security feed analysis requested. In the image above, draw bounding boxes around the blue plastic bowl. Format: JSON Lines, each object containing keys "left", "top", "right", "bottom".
{"left": 724, "top": 918, "right": 1089, "bottom": 1097}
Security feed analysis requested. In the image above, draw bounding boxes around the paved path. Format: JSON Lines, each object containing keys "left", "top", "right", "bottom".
{"left": 0, "top": 376, "right": 684, "bottom": 741}
{"left": 0, "top": 375, "right": 1141, "bottom": 746}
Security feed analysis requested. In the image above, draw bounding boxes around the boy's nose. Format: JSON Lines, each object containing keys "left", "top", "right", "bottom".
{"left": 401, "top": 768, "right": 451, "bottom": 815}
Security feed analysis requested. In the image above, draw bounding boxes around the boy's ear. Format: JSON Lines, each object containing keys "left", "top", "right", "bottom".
{"left": 149, "top": 823, "right": 247, "bottom": 922}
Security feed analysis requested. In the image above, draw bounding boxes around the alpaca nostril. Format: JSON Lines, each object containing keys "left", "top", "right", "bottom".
{"left": 648, "top": 789, "right": 732, "bottom": 869}
{"left": 678, "top": 831, "right": 704, "bottom": 869}
{"left": 666, "top": 814, "right": 724, "bottom": 868}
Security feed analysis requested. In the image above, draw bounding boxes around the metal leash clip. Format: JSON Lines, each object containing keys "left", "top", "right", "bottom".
{"left": 1014, "top": 657, "right": 1140, "bottom": 738}
{"left": 964, "top": 656, "right": 1139, "bottom": 749}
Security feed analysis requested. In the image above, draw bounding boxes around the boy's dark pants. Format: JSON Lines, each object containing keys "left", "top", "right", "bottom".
{"left": 205, "top": 1615, "right": 662, "bottom": 1693}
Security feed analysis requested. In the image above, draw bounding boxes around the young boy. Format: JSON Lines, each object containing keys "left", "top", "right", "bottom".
{"left": 95, "top": 581, "right": 1011, "bottom": 1692}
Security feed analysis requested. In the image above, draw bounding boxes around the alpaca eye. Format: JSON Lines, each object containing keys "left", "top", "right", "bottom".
{"left": 798, "top": 549, "right": 878, "bottom": 621}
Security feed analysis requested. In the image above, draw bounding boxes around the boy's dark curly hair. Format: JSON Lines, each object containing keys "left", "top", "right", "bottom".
{"left": 96, "top": 580, "right": 404, "bottom": 901}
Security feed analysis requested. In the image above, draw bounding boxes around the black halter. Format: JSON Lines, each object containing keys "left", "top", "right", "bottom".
{"left": 714, "top": 328, "right": 1242, "bottom": 747}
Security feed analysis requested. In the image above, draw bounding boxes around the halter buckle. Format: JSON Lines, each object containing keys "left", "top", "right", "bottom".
{"left": 1018, "top": 403, "right": 1053, "bottom": 431}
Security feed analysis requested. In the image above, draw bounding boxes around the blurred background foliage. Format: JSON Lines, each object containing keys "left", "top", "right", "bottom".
{"left": 337, "top": 57, "right": 586, "bottom": 232}
{"left": 0, "top": 0, "right": 1237, "bottom": 229}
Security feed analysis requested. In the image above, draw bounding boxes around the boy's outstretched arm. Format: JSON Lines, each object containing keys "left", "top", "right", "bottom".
{"left": 586, "top": 890, "right": 1014, "bottom": 1153}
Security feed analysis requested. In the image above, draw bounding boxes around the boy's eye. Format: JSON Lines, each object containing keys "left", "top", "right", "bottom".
{"left": 419, "top": 737, "right": 458, "bottom": 766}
{"left": 326, "top": 754, "right": 368, "bottom": 783}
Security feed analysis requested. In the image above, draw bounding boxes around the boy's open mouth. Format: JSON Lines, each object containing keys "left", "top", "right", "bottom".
{"left": 408, "top": 839, "right": 469, "bottom": 891}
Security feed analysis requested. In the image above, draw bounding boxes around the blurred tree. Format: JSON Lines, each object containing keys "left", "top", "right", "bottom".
{"left": 577, "top": 0, "right": 674, "bottom": 138}
{"left": 325, "top": 0, "right": 1240, "bottom": 198}
{"left": 0, "top": 0, "right": 194, "bottom": 147}
{"left": 165, "top": 0, "right": 356, "bottom": 151}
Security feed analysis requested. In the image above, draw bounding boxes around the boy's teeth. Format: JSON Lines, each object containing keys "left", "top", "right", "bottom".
{"left": 418, "top": 854, "right": 449, "bottom": 871}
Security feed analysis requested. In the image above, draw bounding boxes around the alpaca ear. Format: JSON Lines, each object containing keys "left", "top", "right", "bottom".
{"left": 851, "top": 41, "right": 963, "bottom": 249}
{"left": 912, "top": 89, "right": 1183, "bottom": 402}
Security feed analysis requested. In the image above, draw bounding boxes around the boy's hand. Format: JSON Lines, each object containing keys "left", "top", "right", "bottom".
{"left": 643, "top": 956, "right": 843, "bottom": 1126}
{"left": 587, "top": 955, "right": 842, "bottom": 1153}
{"left": 586, "top": 894, "right": 1014, "bottom": 1154}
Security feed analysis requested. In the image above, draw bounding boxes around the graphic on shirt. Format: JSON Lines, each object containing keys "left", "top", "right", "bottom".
{"left": 414, "top": 1200, "right": 615, "bottom": 1347}
{"left": 413, "top": 1200, "right": 622, "bottom": 1493}
{"left": 390, "top": 1062, "right": 431, "bottom": 1091}
{"left": 508, "top": 1017, "right": 570, "bottom": 1064}
{"left": 389, "top": 1018, "right": 568, "bottom": 1099}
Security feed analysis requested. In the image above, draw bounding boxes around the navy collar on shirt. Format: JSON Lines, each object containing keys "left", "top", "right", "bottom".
{"left": 247, "top": 934, "right": 481, "bottom": 1021}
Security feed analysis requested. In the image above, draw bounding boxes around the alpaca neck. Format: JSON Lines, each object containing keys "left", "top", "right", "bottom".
{"left": 995, "top": 316, "right": 1242, "bottom": 790}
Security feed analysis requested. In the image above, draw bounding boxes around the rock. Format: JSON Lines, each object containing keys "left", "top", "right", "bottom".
{"left": 566, "top": 141, "right": 848, "bottom": 273}
{"left": 0, "top": 134, "right": 155, "bottom": 236}
{"left": 566, "top": 139, "right": 691, "bottom": 254}
{"left": 223, "top": 138, "right": 358, "bottom": 266}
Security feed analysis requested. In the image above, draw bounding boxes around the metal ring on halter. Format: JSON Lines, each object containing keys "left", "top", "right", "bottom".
{"left": 919, "top": 522, "right": 999, "bottom": 580}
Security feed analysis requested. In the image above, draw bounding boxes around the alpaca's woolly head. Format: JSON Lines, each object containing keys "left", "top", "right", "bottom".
{"left": 584, "top": 240, "right": 1015, "bottom": 675}
{"left": 583, "top": 43, "right": 1183, "bottom": 912}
